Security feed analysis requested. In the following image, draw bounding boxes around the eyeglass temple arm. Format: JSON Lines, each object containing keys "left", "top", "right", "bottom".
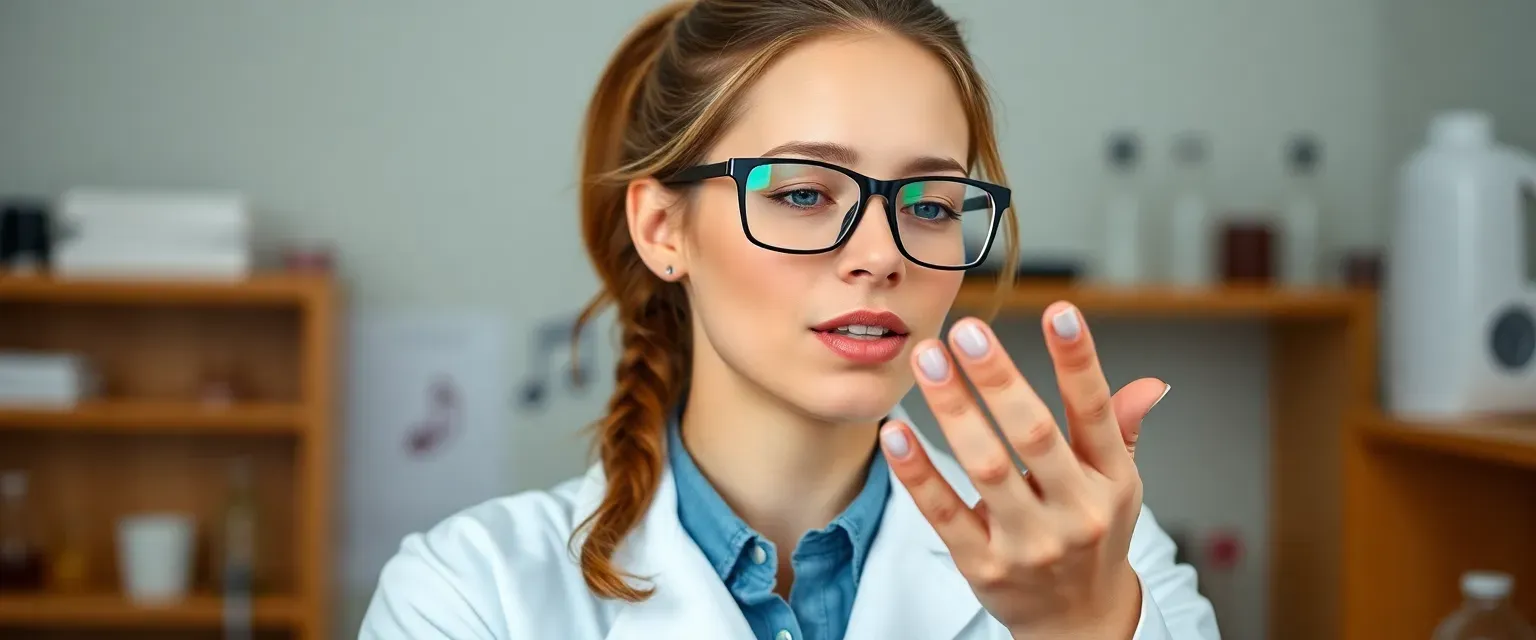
{"left": 661, "top": 161, "right": 731, "bottom": 185}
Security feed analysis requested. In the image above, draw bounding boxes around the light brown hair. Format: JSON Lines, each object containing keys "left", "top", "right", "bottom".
{"left": 571, "top": 0, "right": 1018, "bottom": 601}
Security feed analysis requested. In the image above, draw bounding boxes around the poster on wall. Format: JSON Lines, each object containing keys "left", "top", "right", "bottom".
{"left": 342, "top": 310, "right": 510, "bottom": 593}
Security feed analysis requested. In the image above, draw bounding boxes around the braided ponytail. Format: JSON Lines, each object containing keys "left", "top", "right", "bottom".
{"left": 570, "top": 1, "right": 693, "bottom": 602}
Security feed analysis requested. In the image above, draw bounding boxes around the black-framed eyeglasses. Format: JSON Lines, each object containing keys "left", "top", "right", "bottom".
{"left": 661, "top": 157, "right": 1009, "bottom": 271}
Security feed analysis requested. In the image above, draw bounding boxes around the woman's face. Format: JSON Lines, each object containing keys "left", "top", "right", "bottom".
{"left": 674, "top": 31, "right": 974, "bottom": 422}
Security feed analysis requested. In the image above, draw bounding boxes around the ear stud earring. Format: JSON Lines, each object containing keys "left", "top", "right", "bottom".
{"left": 664, "top": 266, "right": 674, "bottom": 276}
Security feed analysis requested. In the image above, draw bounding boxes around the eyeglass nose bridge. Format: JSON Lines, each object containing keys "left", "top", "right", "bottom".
{"left": 830, "top": 177, "right": 932, "bottom": 252}
{"left": 833, "top": 191, "right": 894, "bottom": 242}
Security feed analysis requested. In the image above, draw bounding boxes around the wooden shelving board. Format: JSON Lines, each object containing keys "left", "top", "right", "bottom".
{"left": 0, "top": 401, "right": 307, "bottom": 434}
{"left": 953, "top": 278, "right": 1369, "bottom": 319}
{"left": 0, "top": 272, "right": 329, "bottom": 306}
{"left": 1361, "top": 412, "right": 1536, "bottom": 470}
{"left": 0, "top": 592, "right": 303, "bottom": 628}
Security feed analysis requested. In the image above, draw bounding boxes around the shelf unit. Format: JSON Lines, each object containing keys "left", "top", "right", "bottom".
{"left": 954, "top": 278, "right": 1535, "bottom": 639}
{"left": 0, "top": 272, "right": 337, "bottom": 640}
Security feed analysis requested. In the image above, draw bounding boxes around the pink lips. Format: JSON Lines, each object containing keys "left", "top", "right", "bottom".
{"left": 810, "top": 310, "right": 911, "bottom": 365}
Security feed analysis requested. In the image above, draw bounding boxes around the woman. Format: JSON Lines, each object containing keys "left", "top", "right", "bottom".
{"left": 362, "top": 1, "right": 1220, "bottom": 638}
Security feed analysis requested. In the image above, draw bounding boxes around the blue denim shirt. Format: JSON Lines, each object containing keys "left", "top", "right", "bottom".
{"left": 668, "top": 416, "right": 891, "bottom": 640}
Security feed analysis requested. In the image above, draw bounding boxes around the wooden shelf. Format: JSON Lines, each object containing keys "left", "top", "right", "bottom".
{"left": 0, "top": 271, "right": 338, "bottom": 638}
{"left": 953, "top": 278, "right": 1369, "bottom": 319}
{"left": 0, "top": 401, "right": 307, "bottom": 434}
{"left": 1361, "top": 412, "right": 1536, "bottom": 470}
{"left": 0, "top": 592, "right": 304, "bottom": 628}
{"left": 0, "top": 272, "right": 331, "bottom": 306}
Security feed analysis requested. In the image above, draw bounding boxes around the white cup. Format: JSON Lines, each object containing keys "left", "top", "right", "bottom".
{"left": 117, "top": 513, "right": 196, "bottom": 605}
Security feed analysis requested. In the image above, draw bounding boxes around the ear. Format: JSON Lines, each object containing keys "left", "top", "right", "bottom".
{"left": 626, "top": 177, "right": 687, "bottom": 281}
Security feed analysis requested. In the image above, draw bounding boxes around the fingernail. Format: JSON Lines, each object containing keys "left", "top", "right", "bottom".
{"left": 881, "top": 424, "right": 911, "bottom": 459}
{"left": 954, "top": 322, "right": 989, "bottom": 358}
{"left": 1051, "top": 306, "right": 1081, "bottom": 340}
{"left": 918, "top": 346, "right": 949, "bottom": 381}
{"left": 1151, "top": 384, "right": 1171, "bottom": 411}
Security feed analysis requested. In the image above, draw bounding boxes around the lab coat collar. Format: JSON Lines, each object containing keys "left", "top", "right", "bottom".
{"left": 570, "top": 403, "right": 987, "bottom": 640}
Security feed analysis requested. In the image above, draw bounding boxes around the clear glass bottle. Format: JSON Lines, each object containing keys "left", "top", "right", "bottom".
{"left": 1168, "top": 132, "right": 1214, "bottom": 286}
{"left": 1100, "top": 131, "right": 1146, "bottom": 286}
{"left": 0, "top": 470, "right": 47, "bottom": 591}
{"left": 1433, "top": 571, "right": 1536, "bottom": 640}
{"left": 1281, "top": 134, "right": 1323, "bottom": 287}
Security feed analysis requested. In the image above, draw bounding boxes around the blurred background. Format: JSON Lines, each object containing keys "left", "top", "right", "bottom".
{"left": 1, "top": 1, "right": 1534, "bottom": 639}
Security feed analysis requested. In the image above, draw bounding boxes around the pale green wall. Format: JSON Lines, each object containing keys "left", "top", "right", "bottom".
{"left": 1, "top": 2, "right": 1530, "bottom": 638}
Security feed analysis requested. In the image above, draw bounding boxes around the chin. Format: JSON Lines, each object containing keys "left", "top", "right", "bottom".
{"left": 783, "top": 367, "right": 912, "bottom": 423}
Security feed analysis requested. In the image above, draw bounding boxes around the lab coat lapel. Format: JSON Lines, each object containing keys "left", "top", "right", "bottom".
{"left": 570, "top": 463, "right": 754, "bottom": 640}
{"left": 845, "top": 417, "right": 994, "bottom": 640}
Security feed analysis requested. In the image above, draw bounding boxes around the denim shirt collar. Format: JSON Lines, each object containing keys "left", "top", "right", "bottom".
{"left": 667, "top": 408, "right": 891, "bottom": 586}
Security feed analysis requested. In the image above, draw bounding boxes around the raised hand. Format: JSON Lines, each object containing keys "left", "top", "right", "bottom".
{"left": 879, "top": 302, "right": 1167, "bottom": 639}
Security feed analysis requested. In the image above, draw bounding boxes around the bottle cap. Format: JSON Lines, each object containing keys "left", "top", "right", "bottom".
{"left": 1107, "top": 131, "right": 1140, "bottom": 170}
{"left": 1462, "top": 570, "right": 1514, "bottom": 599}
{"left": 1430, "top": 110, "right": 1493, "bottom": 147}
{"left": 1288, "top": 134, "right": 1321, "bottom": 173}
{"left": 0, "top": 471, "right": 27, "bottom": 499}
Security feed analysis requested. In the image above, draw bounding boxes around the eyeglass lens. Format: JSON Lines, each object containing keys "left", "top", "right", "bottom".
{"left": 742, "top": 161, "right": 995, "bottom": 268}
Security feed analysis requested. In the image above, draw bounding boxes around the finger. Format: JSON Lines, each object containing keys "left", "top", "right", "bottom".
{"left": 910, "top": 338, "right": 1040, "bottom": 526}
{"left": 1041, "top": 302, "right": 1125, "bottom": 473}
{"left": 879, "top": 420, "right": 989, "bottom": 565}
{"left": 1112, "top": 378, "right": 1170, "bottom": 460}
{"left": 946, "top": 319, "right": 1087, "bottom": 504}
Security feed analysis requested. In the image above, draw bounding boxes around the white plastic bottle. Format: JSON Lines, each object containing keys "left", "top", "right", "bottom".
{"left": 1168, "top": 133, "right": 1213, "bottom": 287}
{"left": 1100, "top": 132, "right": 1145, "bottom": 286}
{"left": 1385, "top": 110, "right": 1536, "bottom": 418}
{"left": 1280, "top": 134, "right": 1322, "bottom": 287}
{"left": 1433, "top": 571, "right": 1536, "bottom": 640}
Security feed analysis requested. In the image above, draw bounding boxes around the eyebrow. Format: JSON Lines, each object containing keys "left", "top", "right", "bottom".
{"left": 760, "top": 140, "right": 967, "bottom": 177}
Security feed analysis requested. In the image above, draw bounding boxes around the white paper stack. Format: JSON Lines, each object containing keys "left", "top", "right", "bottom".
{"left": 54, "top": 187, "right": 252, "bottom": 278}
{"left": 0, "top": 352, "right": 97, "bottom": 407}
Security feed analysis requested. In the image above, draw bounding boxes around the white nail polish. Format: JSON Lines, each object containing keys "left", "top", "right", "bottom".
{"left": 881, "top": 426, "right": 911, "bottom": 458}
{"left": 1051, "top": 307, "right": 1081, "bottom": 340}
{"left": 955, "top": 323, "right": 989, "bottom": 358}
{"left": 1152, "top": 384, "right": 1171, "bottom": 409}
{"left": 918, "top": 347, "right": 949, "bottom": 381}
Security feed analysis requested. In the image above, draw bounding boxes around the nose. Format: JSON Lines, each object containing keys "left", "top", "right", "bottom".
{"left": 835, "top": 196, "right": 905, "bottom": 286}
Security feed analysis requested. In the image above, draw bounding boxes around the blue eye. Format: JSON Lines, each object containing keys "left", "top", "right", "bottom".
{"left": 912, "top": 202, "right": 951, "bottom": 220}
{"left": 786, "top": 189, "right": 822, "bottom": 208}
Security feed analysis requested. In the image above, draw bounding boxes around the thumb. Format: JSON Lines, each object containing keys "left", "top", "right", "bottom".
{"left": 1110, "top": 378, "right": 1170, "bottom": 460}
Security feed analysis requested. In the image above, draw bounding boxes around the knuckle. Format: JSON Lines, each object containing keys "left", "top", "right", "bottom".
{"left": 926, "top": 497, "right": 964, "bottom": 527}
{"left": 969, "top": 364, "right": 1016, "bottom": 392}
{"left": 1057, "top": 343, "right": 1098, "bottom": 373}
{"left": 1014, "top": 418, "right": 1060, "bottom": 458}
{"left": 1021, "top": 540, "right": 1065, "bottom": 568}
{"left": 974, "top": 561, "right": 1011, "bottom": 588}
{"left": 971, "top": 454, "right": 1017, "bottom": 487}
{"left": 1072, "top": 512, "right": 1110, "bottom": 547}
{"left": 1073, "top": 391, "right": 1115, "bottom": 425}
{"left": 915, "top": 488, "right": 964, "bottom": 524}
{"left": 1118, "top": 477, "right": 1144, "bottom": 506}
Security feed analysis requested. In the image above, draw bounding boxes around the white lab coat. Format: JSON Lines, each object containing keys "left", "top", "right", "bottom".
{"left": 360, "top": 403, "right": 1221, "bottom": 639}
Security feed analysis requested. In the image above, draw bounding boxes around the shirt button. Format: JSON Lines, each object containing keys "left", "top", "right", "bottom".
{"left": 775, "top": 631, "right": 792, "bottom": 640}
{"left": 751, "top": 544, "right": 768, "bottom": 565}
